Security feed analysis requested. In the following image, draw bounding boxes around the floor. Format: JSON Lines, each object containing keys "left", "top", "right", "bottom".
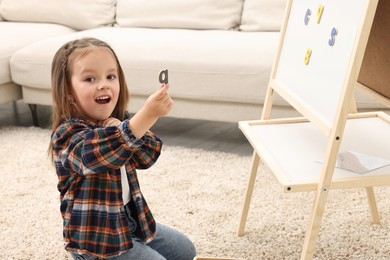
{"left": 0, "top": 101, "right": 254, "bottom": 156}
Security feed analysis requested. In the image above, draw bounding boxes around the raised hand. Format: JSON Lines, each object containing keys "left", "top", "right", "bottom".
{"left": 143, "top": 84, "right": 173, "bottom": 118}
{"left": 128, "top": 84, "right": 173, "bottom": 139}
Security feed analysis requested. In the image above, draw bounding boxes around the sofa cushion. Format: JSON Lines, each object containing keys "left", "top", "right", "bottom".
{"left": 0, "top": 22, "right": 75, "bottom": 85}
{"left": 239, "top": 0, "right": 286, "bottom": 31}
{"left": 10, "top": 27, "right": 279, "bottom": 105}
{"left": 0, "top": 0, "right": 116, "bottom": 30}
{"left": 116, "top": 0, "right": 244, "bottom": 30}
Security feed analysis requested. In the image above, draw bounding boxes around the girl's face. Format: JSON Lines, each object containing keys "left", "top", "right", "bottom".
{"left": 69, "top": 47, "right": 120, "bottom": 123}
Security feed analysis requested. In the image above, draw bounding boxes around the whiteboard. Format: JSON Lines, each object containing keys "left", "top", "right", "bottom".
{"left": 275, "top": 0, "right": 369, "bottom": 128}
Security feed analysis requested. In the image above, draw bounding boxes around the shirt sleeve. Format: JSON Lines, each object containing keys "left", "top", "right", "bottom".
{"left": 119, "top": 119, "right": 162, "bottom": 170}
{"left": 52, "top": 120, "right": 162, "bottom": 175}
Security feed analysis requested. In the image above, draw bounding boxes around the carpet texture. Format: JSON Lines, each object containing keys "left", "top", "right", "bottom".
{"left": 1, "top": 126, "right": 390, "bottom": 259}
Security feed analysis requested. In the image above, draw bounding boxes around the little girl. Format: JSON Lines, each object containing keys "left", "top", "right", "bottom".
{"left": 49, "top": 37, "right": 196, "bottom": 259}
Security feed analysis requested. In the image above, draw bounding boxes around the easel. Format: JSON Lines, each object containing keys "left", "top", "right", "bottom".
{"left": 236, "top": 0, "right": 390, "bottom": 259}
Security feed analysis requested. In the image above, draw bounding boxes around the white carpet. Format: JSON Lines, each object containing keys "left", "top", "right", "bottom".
{"left": 1, "top": 126, "right": 390, "bottom": 259}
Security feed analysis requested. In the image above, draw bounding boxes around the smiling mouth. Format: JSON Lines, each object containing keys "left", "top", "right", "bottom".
{"left": 95, "top": 96, "right": 111, "bottom": 104}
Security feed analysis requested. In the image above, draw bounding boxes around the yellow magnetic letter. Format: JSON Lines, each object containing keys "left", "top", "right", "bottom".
{"left": 317, "top": 4, "right": 324, "bottom": 24}
{"left": 304, "top": 48, "right": 312, "bottom": 65}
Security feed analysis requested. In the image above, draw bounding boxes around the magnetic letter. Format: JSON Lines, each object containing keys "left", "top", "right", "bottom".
{"left": 328, "top": 27, "right": 338, "bottom": 46}
{"left": 304, "top": 9, "right": 311, "bottom": 25}
{"left": 304, "top": 48, "right": 312, "bottom": 65}
{"left": 158, "top": 69, "right": 168, "bottom": 84}
{"left": 317, "top": 4, "right": 324, "bottom": 24}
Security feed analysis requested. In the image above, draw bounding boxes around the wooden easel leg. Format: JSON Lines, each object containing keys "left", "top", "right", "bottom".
{"left": 365, "top": 187, "right": 380, "bottom": 224}
{"left": 300, "top": 187, "right": 380, "bottom": 260}
{"left": 301, "top": 188, "right": 330, "bottom": 260}
{"left": 237, "top": 151, "right": 260, "bottom": 236}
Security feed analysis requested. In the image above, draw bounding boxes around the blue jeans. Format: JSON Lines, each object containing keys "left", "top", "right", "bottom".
{"left": 70, "top": 223, "right": 196, "bottom": 260}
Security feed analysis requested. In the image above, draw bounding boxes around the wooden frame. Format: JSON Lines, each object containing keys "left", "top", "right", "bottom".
{"left": 237, "top": 0, "right": 390, "bottom": 259}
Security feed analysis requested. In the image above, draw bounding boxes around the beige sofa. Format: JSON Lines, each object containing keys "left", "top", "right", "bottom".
{"left": 0, "top": 0, "right": 289, "bottom": 124}
{"left": 0, "top": 7, "right": 76, "bottom": 105}
{"left": 1, "top": 0, "right": 382, "bottom": 125}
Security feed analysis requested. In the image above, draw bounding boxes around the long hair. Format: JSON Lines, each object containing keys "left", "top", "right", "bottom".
{"left": 49, "top": 37, "right": 129, "bottom": 156}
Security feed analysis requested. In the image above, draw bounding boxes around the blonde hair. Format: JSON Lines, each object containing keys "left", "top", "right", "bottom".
{"left": 49, "top": 37, "right": 129, "bottom": 155}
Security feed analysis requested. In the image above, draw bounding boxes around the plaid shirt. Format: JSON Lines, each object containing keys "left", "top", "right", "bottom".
{"left": 51, "top": 116, "right": 162, "bottom": 258}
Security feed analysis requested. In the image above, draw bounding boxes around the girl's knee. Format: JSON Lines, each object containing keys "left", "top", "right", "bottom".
{"left": 152, "top": 224, "right": 197, "bottom": 260}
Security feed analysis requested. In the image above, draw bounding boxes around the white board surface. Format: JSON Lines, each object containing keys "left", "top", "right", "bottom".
{"left": 275, "top": 0, "right": 368, "bottom": 128}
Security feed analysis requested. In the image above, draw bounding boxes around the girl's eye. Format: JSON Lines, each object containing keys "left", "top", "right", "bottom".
{"left": 107, "top": 75, "right": 116, "bottom": 80}
{"left": 84, "top": 77, "right": 95, "bottom": 82}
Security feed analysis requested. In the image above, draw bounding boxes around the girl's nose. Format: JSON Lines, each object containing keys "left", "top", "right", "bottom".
{"left": 97, "top": 82, "right": 109, "bottom": 90}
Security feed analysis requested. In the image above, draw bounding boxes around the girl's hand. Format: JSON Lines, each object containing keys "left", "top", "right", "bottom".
{"left": 97, "top": 117, "right": 121, "bottom": 127}
{"left": 143, "top": 84, "right": 173, "bottom": 118}
{"left": 127, "top": 84, "right": 173, "bottom": 139}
